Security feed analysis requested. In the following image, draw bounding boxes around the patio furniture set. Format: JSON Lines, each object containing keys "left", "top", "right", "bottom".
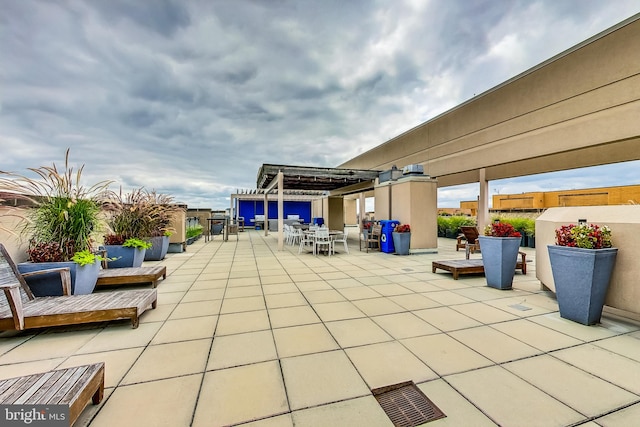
{"left": 0, "top": 243, "right": 166, "bottom": 425}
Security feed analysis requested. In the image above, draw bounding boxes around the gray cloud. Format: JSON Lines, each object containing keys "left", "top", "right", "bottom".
{"left": 1, "top": 0, "right": 639, "bottom": 209}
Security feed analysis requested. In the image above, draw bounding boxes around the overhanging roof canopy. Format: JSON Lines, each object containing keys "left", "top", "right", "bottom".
{"left": 257, "top": 164, "right": 380, "bottom": 192}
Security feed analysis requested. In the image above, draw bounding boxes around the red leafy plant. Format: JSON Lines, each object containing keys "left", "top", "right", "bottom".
{"left": 395, "top": 224, "right": 411, "bottom": 233}
{"left": 483, "top": 222, "right": 521, "bottom": 237}
{"left": 555, "top": 223, "right": 612, "bottom": 249}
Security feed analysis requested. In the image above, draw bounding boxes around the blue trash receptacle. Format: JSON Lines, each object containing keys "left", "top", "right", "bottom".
{"left": 379, "top": 220, "right": 400, "bottom": 253}
{"left": 312, "top": 217, "right": 324, "bottom": 226}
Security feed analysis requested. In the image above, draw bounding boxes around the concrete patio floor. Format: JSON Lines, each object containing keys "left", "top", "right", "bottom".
{"left": 1, "top": 230, "right": 640, "bottom": 426}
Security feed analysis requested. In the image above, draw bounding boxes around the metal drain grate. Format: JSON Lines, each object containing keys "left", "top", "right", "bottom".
{"left": 402, "top": 268, "right": 414, "bottom": 272}
{"left": 509, "top": 303, "right": 532, "bottom": 311}
{"left": 373, "top": 381, "right": 446, "bottom": 426}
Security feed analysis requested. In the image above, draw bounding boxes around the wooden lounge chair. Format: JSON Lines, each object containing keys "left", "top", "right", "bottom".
{"left": 457, "top": 226, "right": 480, "bottom": 252}
{"left": 0, "top": 244, "right": 157, "bottom": 330}
{"left": 96, "top": 265, "right": 167, "bottom": 288}
{"left": 360, "top": 224, "right": 382, "bottom": 253}
{"left": 0, "top": 363, "right": 104, "bottom": 426}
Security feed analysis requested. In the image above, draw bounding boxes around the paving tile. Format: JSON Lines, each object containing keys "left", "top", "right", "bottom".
{"left": 265, "top": 292, "right": 307, "bottom": 309}
{"left": 450, "top": 302, "right": 519, "bottom": 324}
{"left": 216, "top": 310, "right": 271, "bottom": 335}
{"left": 181, "top": 288, "right": 225, "bottom": 302}
{"left": 484, "top": 297, "right": 556, "bottom": 318}
{"left": 90, "top": 374, "right": 201, "bottom": 427}
{"left": 269, "top": 306, "right": 321, "bottom": 328}
{"left": 529, "top": 313, "right": 622, "bottom": 341}
{"left": 76, "top": 322, "right": 163, "bottom": 353}
{"left": 413, "top": 307, "right": 482, "bottom": 332}
{"left": 122, "top": 339, "right": 211, "bottom": 384}
{"left": 273, "top": 323, "right": 339, "bottom": 358}
{"left": 396, "top": 281, "right": 443, "bottom": 293}
{"left": 304, "top": 289, "right": 346, "bottom": 303}
{"left": 59, "top": 347, "right": 143, "bottom": 388}
{"left": 424, "top": 291, "right": 476, "bottom": 306}
{"left": 446, "top": 366, "right": 583, "bottom": 427}
{"left": 594, "top": 334, "right": 640, "bottom": 362}
{"left": 0, "top": 329, "right": 99, "bottom": 363}
{"left": 0, "top": 358, "right": 65, "bottom": 380}
{"left": 151, "top": 315, "right": 217, "bottom": 344}
{"left": 388, "top": 293, "right": 441, "bottom": 310}
{"left": 449, "top": 326, "right": 541, "bottom": 363}
{"left": 326, "top": 278, "right": 362, "bottom": 289}
{"left": 155, "top": 291, "right": 185, "bottom": 303}
{"left": 553, "top": 344, "right": 640, "bottom": 394}
{"left": 312, "top": 301, "right": 366, "bottom": 322}
{"left": 225, "top": 285, "right": 263, "bottom": 298}
{"left": 189, "top": 279, "right": 227, "bottom": 290}
{"left": 208, "top": 330, "right": 277, "bottom": 370}
{"left": 281, "top": 350, "right": 370, "bottom": 410}
{"left": 371, "top": 312, "right": 440, "bottom": 339}
{"left": 345, "top": 341, "right": 437, "bottom": 389}
{"left": 452, "top": 286, "right": 514, "bottom": 302}
{"left": 291, "top": 396, "right": 393, "bottom": 427}
{"left": 597, "top": 403, "right": 640, "bottom": 427}
{"left": 228, "top": 277, "right": 261, "bottom": 287}
{"left": 504, "top": 355, "right": 637, "bottom": 417}
{"left": 221, "top": 293, "right": 267, "bottom": 313}
{"left": 241, "top": 414, "right": 293, "bottom": 427}
{"left": 337, "top": 286, "right": 382, "bottom": 300}
{"left": 326, "top": 318, "right": 393, "bottom": 348}
{"left": 401, "top": 334, "right": 493, "bottom": 376}
{"left": 193, "top": 361, "right": 288, "bottom": 427}
{"left": 368, "top": 283, "right": 413, "bottom": 296}
{"left": 139, "top": 303, "right": 175, "bottom": 323}
{"left": 491, "top": 319, "right": 583, "bottom": 352}
{"left": 263, "top": 283, "right": 299, "bottom": 295}
{"left": 416, "top": 379, "right": 498, "bottom": 426}
{"left": 169, "top": 300, "right": 222, "bottom": 319}
{"left": 352, "top": 297, "right": 406, "bottom": 316}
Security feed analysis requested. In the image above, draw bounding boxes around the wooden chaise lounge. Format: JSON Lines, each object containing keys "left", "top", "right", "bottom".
{"left": 0, "top": 363, "right": 104, "bottom": 426}
{"left": 0, "top": 244, "right": 157, "bottom": 330}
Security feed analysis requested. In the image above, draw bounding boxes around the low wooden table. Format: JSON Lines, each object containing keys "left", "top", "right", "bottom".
{"left": 432, "top": 257, "right": 526, "bottom": 280}
{"left": 432, "top": 259, "right": 485, "bottom": 280}
{"left": 0, "top": 363, "right": 104, "bottom": 426}
{"left": 97, "top": 266, "right": 167, "bottom": 288}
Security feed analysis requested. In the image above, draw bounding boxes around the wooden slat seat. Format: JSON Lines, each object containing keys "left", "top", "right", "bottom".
{"left": 96, "top": 266, "right": 167, "bottom": 288}
{"left": 432, "top": 254, "right": 527, "bottom": 280}
{"left": 0, "top": 244, "right": 157, "bottom": 331}
{"left": 0, "top": 363, "right": 104, "bottom": 426}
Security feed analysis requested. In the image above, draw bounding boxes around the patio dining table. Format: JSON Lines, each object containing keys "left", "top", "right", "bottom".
{"left": 301, "top": 229, "right": 342, "bottom": 255}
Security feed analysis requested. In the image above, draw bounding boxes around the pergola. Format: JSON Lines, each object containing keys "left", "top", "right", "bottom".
{"left": 254, "top": 164, "right": 380, "bottom": 250}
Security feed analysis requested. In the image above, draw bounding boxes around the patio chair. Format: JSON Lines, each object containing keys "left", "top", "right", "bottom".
{"left": 314, "top": 228, "right": 333, "bottom": 256}
{"left": 0, "top": 362, "right": 105, "bottom": 426}
{"left": 361, "top": 224, "right": 381, "bottom": 253}
{"left": 0, "top": 244, "right": 157, "bottom": 331}
{"left": 459, "top": 226, "right": 481, "bottom": 254}
{"left": 333, "top": 228, "right": 349, "bottom": 254}
{"left": 298, "top": 231, "right": 315, "bottom": 254}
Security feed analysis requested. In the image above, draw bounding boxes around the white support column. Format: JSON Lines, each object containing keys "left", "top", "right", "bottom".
{"left": 478, "top": 168, "right": 490, "bottom": 230}
{"left": 264, "top": 192, "right": 269, "bottom": 236}
{"left": 359, "top": 192, "right": 366, "bottom": 234}
{"left": 277, "top": 172, "right": 284, "bottom": 251}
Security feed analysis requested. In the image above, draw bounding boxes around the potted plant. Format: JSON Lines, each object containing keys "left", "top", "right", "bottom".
{"left": 0, "top": 149, "right": 111, "bottom": 295}
{"left": 548, "top": 223, "right": 617, "bottom": 325}
{"left": 478, "top": 222, "right": 522, "bottom": 290}
{"left": 101, "top": 236, "right": 151, "bottom": 268}
{"left": 392, "top": 223, "right": 411, "bottom": 255}
{"left": 143, "top": 191, "right": 179, "bottom": 261}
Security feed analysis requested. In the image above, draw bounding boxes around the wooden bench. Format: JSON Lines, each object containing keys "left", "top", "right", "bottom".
{"left": 96, "top": 266, "right": 167, "bottom": 288}
{"left": 0, "top": 363, "right": 104, "bottom": 426}
{"left": 432, "top": 255, "right": 527, "bottom": 280}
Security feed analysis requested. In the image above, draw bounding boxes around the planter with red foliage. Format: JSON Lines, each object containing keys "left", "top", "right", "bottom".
{"left": 479, "top": 222, "right": 522, "bottom": 290}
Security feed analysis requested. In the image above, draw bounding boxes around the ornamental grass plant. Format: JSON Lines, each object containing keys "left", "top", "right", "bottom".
{"left": 0, "top": 149, "right": 112, "bottom": 261}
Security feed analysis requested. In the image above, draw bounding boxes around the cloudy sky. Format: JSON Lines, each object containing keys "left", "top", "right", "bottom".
{"left": 1, "top": 1, "right": 639, "bottom": 210}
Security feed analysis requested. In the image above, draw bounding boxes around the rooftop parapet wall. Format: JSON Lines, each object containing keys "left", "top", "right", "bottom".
{"left": 536, "top": 205, "right": 640, "bottom": 320}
